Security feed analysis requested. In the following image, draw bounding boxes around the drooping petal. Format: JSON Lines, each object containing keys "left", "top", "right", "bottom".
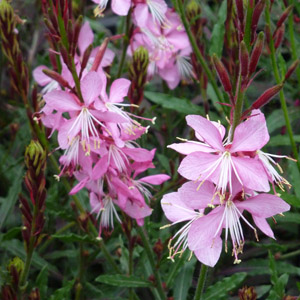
{"left": 231, "top": 156, "right": 270, "bottom": 192}
{"left": 69, "top": 177, "right": 89, "bottom": 195}
{"left": 109, "top": 78, "right": 131, "bottom": 103}
{"left": 230, "top": 111, "right": 270, "bottom": 152}
{"left": 92, "top": 154, "right": 109, "bottom": 180}
{"left": 33, "top": 66, "right": 52, "bottom": 86}
{"left": 194, "top": 236, "right": 222, "bottom": 267}
{"left": 78, "top": 22, "right": 94, "bottom": 55}
{"left": 178, "top": 181, "right": 219, "bottom": 210}
{"left": 252, "top": 216, "right": 275, "bottom": 239}
{"left": 168, "top": 142, "right": 213, "bottom": 155}
{"left": 235, "top": 194, "right": 290, "bottom": 218}
{"left": 188, "top": 206, "right": 224, "bottom": 251}
{"left": 139, "top": 174, "right": 170, "bottom": 185}
{"left": 178, "top": 152, "right": 221, "bottom": 181}
{"left": 186, "top": 115, "right": 224, "bottom": 151}
{"left": 124, "top": 201, "right": 153, "bottom": 220}
{"left": 161, "top": 192, "right": 199, "bottom": 223}
{"left": 81, "top": 71, "right": 102, "bottom": 106}
{"left": 44, "top": 90, "right": 81, "bottom": 112}
{"left": 111, "top": 0, "right": 131, "bottom": 16}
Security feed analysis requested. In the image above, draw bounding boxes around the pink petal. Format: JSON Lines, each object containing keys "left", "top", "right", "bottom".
{"left": 122, "top": 147, "right": 154, "bottom": 162}
{"left": 186, "top": 115, "right": 224, "bottom": 151}
{"left": 111, "top": 0, "right": 131, "bottom": 16}
{"left": 168, "top": 142, "right": 213, "bottom": 155}
{"left": 230, "top": 111, "right": 270, "bottom": 152}
{"left": 178, "top": 152, "right": 220, "bottom": 181}
{"left": 92, "top": 155, "right": 109, "bottom": 180}
{"left": 109, "top": 78, "right": 131, "bottom": 103}
{"left": 78, "top": 22, "right": 94, "bottom": 56}
{"left": 235, "top": 194, "right": 290, "bottom": 218}
{"left": 139, "top": 174, "right": 170, "bottom": 185}
{"left": 161, "top": 192, "right": 199, "bottom": 223}
{"left": 232, "top": 157, "right": 270, "bottom": 192}
{"left": 252, "top": 216, "right": 275, "bottom": 239}
{"left": 89, "top": 192, "right": 100, "bottom": 211}
{"left": 133, "top": 4, "right": 149, "bottom": 27}
{"left": 124, "top": 201, "right": 153, "bottom": 220}
{"left": 194, "top": 236, "right": 222, "bottom": 267}
{"left": 178, "top": 181, "right": 218, "bottom": 210}
{"left": 33, "top": 66, "right": 51, "bottom": 86}
{"left": 91, "top": 110, "right": 128, "bottom": 123}
{"left": 188, "top": 206, "right": 224, "bottom": 251}
{"left": 69, "top": 177, "right": 89, "bottom": 195}
{"left": 44, "top": 90, "right": 81, "bottom": 112}
{"left": 100, "top": 48, "right": 115, "bottom": 67}
{"left": 81, "top": 71, "right": 102, "bottom": 106}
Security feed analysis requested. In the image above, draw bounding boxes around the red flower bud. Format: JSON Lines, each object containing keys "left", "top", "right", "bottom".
{"left": 212, "top": 54, "right": 232, "bottom": 94}
{"left": 284, "top": 60, "right": 299, "bottom": 81}
{"left": 277, "top": 5, "right": 293, "bottom": 29}
{"left": 274, "top": 24, "right": 285, "bottom": 49}
{"left": 235, "top": 0, "right": 244, "bottom": 25}
{"left": 251, "top": 83, "right": 283, "bottom": 109}
{"left": 251, "top": 0, "right": 266, "bottom": 39}
{"left": 42, "top": 69, "right": 71, "bottom": 89}
{"left": 91, "top": 38, "right": 109, "bottom": 72}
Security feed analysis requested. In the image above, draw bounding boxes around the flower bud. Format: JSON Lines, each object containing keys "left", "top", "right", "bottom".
{"left": 249, "top": 32, "right": 264, "bottom": 75}
{"left": 235, "top": 0, "right": 244, "bottom": 26}
{"left": 285, "top": 60, "right": 299, "bottom": 81}
{"left": 251, "top": 83, "right": 283, "bottom": 109}
{"left": 25, "top": 140, "right": 47, "bottom": 176}
{"left": 212, "top": 54, "right": 232, "bottom": 94}
{"left": 251, "top": 0, "right": 266, "bottom": 41}
{"left": 238, "top": 286, "right": 257, "bottom": 300}
{"left": 42, "top": 69, "right": 71, "bottom": 89}
{"left": 91, "top": 38, "right": 109, "bottom": 72}
{"left": 276, "top": 5, "right": 293, "bottom": 29}
{"left": 274, "top": 24, "right": 285, "bottom": 49}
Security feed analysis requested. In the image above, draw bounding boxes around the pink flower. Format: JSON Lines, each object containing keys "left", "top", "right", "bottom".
{"left": 175, "top": 112, "right": 271, "bottom": 194}
{"left": 188, "top": 185, "right": 290, "bottom": 266}
{"left": 92, "top": 0, "right": 131, "bottom": 16}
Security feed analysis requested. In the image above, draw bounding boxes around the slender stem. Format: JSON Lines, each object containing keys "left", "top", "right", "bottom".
{"left": 265, "top": 1, "right": 300, "bottom": 172}
{"left": 18, "top": 204, "right": 39, "bottom": 295}
{"left": 136, "top": 226, "right": 166, "bottom": 300}
{"left": 117, "top": 10, "right": 132, "bottom": 78}
{"left": 194, "top": 264, "right": 208, "bottom": 300}
{"left": 75, "top": 243, "right": 85, "bottom": 300}
{"left": 288, "top": 1, "right": 300, "bottom": 84}
{"left": 244, "top": 0, "right": 254, "bottom": 51}
{"left": 279, "top": 249, "right": 300, "bottom": 260}
{"left": 176, "top": 0, "right": 223, "bottom": 104}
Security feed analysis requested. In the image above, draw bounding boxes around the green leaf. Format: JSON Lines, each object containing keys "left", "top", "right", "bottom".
{"left": 95, "top": 274, "right": 152, "bottom": 288}
{"left": 36, "top": 265, "right": 48, "bottom": 299}
{"left": 0, "top": 167, "right": 24, "bottom": 229}
{"left": 1, "top": 227, "right": 21, "bottom": 241}
{"left": 51, "top": 233, "right": 95, "bottom": 243}
{"left": 145, "top": 91, "right": 204, "bottom": 116}
{"left": 267, "top": 107, "right": 300, "bottom": 134}
{"left": 50, "top": 280, "right": 75, "bottom": 300}
{"left": 203, "top": 272, "right": 247, "bottom": 300}
{"left": 173, "top": 257, "right": 196, "bottom": 300}
{"left": 276, "top": 212, "right": 300, "bottom": 224}
{"left": 267, "top": 135, "right": 300, "bottom": 147}
{"left": 255, "top": 285, "right": 271, "bottom": 298}
{"left": 208, "top": 0, "right": 227, "bottom": 57}
{"left": 156, "top": 154, "right": 171, "bottom": 175}
{"left": 207, "top": 84, "right": 223, "bottom": 113}
{"left": 288, "top": 160, "right": 300, "bottom": 199}
{"left": 278, "top": 192, "right": 300, "bottom": 208}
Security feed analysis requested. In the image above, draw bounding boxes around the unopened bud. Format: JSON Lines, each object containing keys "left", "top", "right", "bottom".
{"left": 238, "top": 286, "right": 257, "bottom": 300}
{"left": 186, "top": 0, "right": 201, "bottom": 22}
{"left": 251, "top": 83, "right": 283, "bottom": 109}
{"left": 251, "top": 0, "right": 266, "bottom": 37}
{"left": 285, "top": 60, "right": 299, "bottom": 81}
{"left": 212, "top": 54, "right": 232, "bottom": 94}
{"left": 235, "top": 0, "right": 244, "bottom": 26}
{"left": 25, "top": 140, "right": 47, "bottom": 176}
{"left": 80, "top": 44, "right": 93, "bottom": 74}
{"left": 277, "top": 5, "right": 293, "bottom": 29}
{"left": 240, "top": 41, "right": 249, "bottom": 78}
{"left": 274, "top": 24, "right": 285, "bottom": 49}
{"left": 90, "top": 38, "right": 109, "bottom": 72}
{"left": 8, "top": 257, "right": 24, "bottom": 276}
{"left": 249, "top": 32, "right": 264, "bottom": 75}
{"left": 42, "top": 69, "right": 70, "bottom": 89}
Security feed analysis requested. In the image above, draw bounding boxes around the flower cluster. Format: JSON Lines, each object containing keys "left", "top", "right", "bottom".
{"left": 34, "top": 22, "right": 169, "bottom": 235}
{"left": 161, "top": 111, "right": 291, "bottom": 267}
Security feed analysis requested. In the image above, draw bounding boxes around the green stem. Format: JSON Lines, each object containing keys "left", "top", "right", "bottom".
{"left": 75, "top": 243, "right": 85, "bottom": 300}
{"left": 136, "top": 226, "right": 166, "bottom": 300}
{"left": 117, "top": 10, "right": 132, "bottom": 78}
{"left": 279, "top": 249, "right": 300, "bottom": 260}
{"left": 18, "top": 204, "right": 39, "bottom": 295}
{"left": 176, "top": 0, "right": 223, "bottom": 104}
{"left": 244, "top": 0, "right": 254, "bottom": 51}
{"left": 265, "top": 1, "right": 300, "bottom": 172}
{"left": 193, "top": 264, "right": 208, "bottom": 300}
{"left": 288, "top": 1, "right": 300, "bottom": 84}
